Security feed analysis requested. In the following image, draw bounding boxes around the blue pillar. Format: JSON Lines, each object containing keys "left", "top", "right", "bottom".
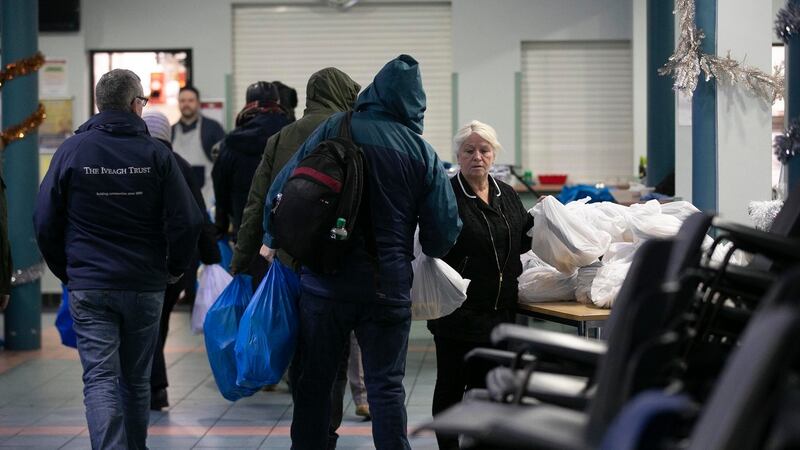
{"left": 647, "top": 0, "right": 675, "bottom": 187}
{"left": 2, "top": 0, "right": 42, "bottom": 350}
{"left": 787, "top": 0, "right": 800, "bottom": 192}
{"left": 692, "top": 0, "right": 718, "bottom": 212}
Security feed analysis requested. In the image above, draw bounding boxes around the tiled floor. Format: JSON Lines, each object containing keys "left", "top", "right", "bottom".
{"left": 0, "top": 311, "right": 446, "bottom": 449}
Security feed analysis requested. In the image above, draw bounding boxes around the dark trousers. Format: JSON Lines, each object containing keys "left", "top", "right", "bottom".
{"left": 431, "top": 336, "right": 495, "bottom": 450}
{"left": 291, "top": 291, "right": 412, "bottom": 450}
{"left": 150, "top": 281, "right": 183, "bottom": 392}
{"left": 290, "top": 328, "right": 351, "bottom": 450}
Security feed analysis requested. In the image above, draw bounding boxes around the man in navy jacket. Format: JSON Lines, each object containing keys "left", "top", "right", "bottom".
{"left": 34, "top": 69, "right": 202, "bottom": 449}
{"left": 263, "top": 55, "right": 461, "bottom": 450}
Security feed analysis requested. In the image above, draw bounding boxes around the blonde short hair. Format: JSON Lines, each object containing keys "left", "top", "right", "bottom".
{"left": 453, "top": 120, "right": 503, "bottom": 156}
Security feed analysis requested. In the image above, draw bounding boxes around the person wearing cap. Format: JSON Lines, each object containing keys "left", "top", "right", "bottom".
{"left": 273, "top": 81, "right": 299, "bottom": 122}
{"left": 142, "top": 110, "right": 220, "bottom": 411}
{"left": 212, "top": 82, "right": 290, "bottom": 281}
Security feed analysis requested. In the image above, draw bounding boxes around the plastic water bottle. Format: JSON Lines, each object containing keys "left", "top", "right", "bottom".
{"left": 330, "top": 217, "right": 348, "bottom": 240}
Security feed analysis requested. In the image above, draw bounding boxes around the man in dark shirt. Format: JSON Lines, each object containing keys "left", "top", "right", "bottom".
{"left": 171, "top": 86, "right": 225, "bottom": 203}
{"left": 34, "top": 69, "right": 202, "bottom": 449}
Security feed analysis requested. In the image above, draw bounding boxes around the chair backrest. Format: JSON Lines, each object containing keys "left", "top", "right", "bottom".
{"left": 661, "top": 212, "right": 714, "bottom": 323}
{"left": 687, "top": 268, "right": 800, "bottom": 450}
{"left": 750, "top": 183, "right": 800, "bottom": 271}
{"left": 584, "top": 238, "right": 675, "bottom": 443}
{"left": 769, "top": 182, "right": 800, "bottom": 237}
{"left": 665, "top": 212, "right": 714, "bottom": 283}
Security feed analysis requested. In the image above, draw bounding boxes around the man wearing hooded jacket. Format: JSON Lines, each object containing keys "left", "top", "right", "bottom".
{"left": 263, "top": 55, "right": 462, "bottom": 450}
{"left": 231, "top": 67, "right": 362, "bottom": 449}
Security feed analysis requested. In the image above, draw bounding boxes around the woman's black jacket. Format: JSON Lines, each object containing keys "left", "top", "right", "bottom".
{"left": 427, "top": 173, "right": 533, "bottom": 343}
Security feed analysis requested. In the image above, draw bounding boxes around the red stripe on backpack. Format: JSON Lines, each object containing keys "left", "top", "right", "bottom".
{"left": 292, "top": 166, "right": 342, "bottom": 193}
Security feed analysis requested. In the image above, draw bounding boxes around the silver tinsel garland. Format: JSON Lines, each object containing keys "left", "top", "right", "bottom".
{"left": 9, "top": 262, "right": 45, "bottom": 286}
{"left": 748, "top": 200, "right": 784, "bottom": 231}
{"left": 658, "top": 0, "right": 784, "bottom": 104}
{"left": 775, "top": 2, "right": 800, "bottom": 44}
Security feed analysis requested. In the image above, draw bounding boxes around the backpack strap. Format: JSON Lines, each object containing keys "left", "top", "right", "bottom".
{"left": 334, "top": 112, "right": 380, "bottom": 282}
{"left": 338, "top": 111, "right": 354, "bottom": 140}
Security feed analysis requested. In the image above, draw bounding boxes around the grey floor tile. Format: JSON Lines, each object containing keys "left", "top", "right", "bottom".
{"left": 0, "top": 434, "right": 73, "bottom": 448}
{"left": 144, "top": 435, "right": 200, "bottom": 449}
{"left": 194, "top": 434, "right": 267, "bottom": 448}
{"left": 59, "top": 435, "right": 92, "bottom": 449}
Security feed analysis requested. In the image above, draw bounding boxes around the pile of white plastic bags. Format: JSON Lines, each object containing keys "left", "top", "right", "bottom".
{"left": 520, "top": 196, "right": 701, "bottom": 308}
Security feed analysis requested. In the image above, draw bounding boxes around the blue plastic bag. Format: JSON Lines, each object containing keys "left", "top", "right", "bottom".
{"left": 557, "top": 184, "right": 617, "bottom": 204}
{"left": 55, "top": 285, "right": 77, "bottom": 348}
{"left": 203, "top": 274, "right": 257, "bottom": 401}
{"left": 235, "top": 259, "right": 300, "bottom": 389}
{"left": 218, "top": 239, "right": 233, "bottom": 272}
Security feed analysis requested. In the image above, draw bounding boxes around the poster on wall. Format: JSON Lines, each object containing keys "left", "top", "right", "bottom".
{"left": 39, "top": 98, "right": 74, "bottom": 153}
{"left": 40, "top": 59, "right": 69, "bottom": 98}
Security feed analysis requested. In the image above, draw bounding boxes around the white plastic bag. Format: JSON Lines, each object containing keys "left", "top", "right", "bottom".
{"left": 660, "top": 201, "right": 701, "bottom": 223}
{"left": 518, "top": 264, "right": 577, "bottom": 304}
{"left": 708, "top": 240, "right": 751, "bottom": 267}
{"left": 192, "top": 264, "right": 233, "bottom": 334}
{"left": 565, "top": 198, "right": 631, "bottom": 243}
{"left": 603, "top": 242, "right": 638, "bottom": 264}
{"left": 575, "top": 263, "right": 601, "bottom": 304}
{"left": 521, "top": 250, "right": 549, "bottom": 271}
{"left": 530, "top": 196, "right": 611, "bottom": 273}
{"left": 590, "top": 261, "right": 631, "bottom": 308}
{"left": 411, "top": 231, "right": 470, "bottom": 320}
{"left": 626, "top": 200, "right": 683, "bottom": 242}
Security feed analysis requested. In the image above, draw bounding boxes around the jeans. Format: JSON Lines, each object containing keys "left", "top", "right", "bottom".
{"left": 291, "top": 291, "right": 412, "bottom": 450}
{"left": 70, "top": 290, "right": 164, "bottom": 450}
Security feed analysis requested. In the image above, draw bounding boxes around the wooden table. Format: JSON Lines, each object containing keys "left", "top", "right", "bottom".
{"left": 518, "top": 301, "right": 611, "bottom": 338}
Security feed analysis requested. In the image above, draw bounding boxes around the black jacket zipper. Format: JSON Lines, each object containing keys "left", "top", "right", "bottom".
{"left": 479, "top": 207, "right": 512, "bottom": 310}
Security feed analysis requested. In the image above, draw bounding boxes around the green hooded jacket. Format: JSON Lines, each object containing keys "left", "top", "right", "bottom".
{"left": 230, "top": 68, "right": 360, "bottom": 272}
{"left": 0, "top": 173, "right": 11, "bottom": 296}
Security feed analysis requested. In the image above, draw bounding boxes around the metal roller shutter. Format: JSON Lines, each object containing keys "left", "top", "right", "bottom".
{"left": 233, "top": 3, "right": 453, "bottom": 161}
{"left": 521, "top": 41, "right": 633, "bottom": 184}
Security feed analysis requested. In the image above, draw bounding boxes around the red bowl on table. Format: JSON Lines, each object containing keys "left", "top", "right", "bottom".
{"left": 537, "top": 174, "right": 568, "bottom": 185}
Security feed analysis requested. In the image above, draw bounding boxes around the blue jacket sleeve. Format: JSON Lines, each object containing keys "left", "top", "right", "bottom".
{"left": 418, "top": 151, "right": 462, "bottom": 258}
{"left": 262, "top": 117, "right": 333, "bottom": 248}
{"left": 162, "top": 151, "right": 204, "bottom": 275}
{"left": 34, "top": 150, "right": 70, "bottom": 283}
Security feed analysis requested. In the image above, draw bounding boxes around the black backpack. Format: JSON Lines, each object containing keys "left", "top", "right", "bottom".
{"left": 270, "top": 112, "right": 369, "bottom": 274}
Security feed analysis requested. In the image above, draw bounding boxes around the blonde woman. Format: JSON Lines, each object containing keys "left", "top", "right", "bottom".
{"left": 427, "top": 120, "right": 534, "bottom": 449}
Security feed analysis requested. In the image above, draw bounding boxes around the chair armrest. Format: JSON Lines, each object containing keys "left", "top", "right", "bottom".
{"left": 713, "top": 218, "right": 800, "bottom": 264}
{"left": 465, "top": 348, "right": 535, "bottom": 366}
{"left": 491, "top": 324, "right": 606, "bottom": 366}
{"left": 465, "top": 347, "right": 595, "bottom": 377}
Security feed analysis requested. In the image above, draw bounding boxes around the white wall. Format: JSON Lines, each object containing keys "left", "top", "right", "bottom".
{"left": 38, "top": 0, "right": 634, "bottom": 154}
{"left": 451, "top": 0, "right": 632, "bottom": 165}
{"left": 716, "top": 0, "right": 772, "bottom": 224}
{"left": 675, "top": 9, "right": 693, "bottom": 201}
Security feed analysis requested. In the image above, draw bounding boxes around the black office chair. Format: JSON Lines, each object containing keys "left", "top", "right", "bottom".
{"left": 597, "top": 267, "right": 800, "bottom": 450}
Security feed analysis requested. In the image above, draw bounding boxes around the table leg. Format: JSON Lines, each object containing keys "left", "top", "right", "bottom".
{"left": 577, "top": 321, "right": 587, "bottom": 337}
